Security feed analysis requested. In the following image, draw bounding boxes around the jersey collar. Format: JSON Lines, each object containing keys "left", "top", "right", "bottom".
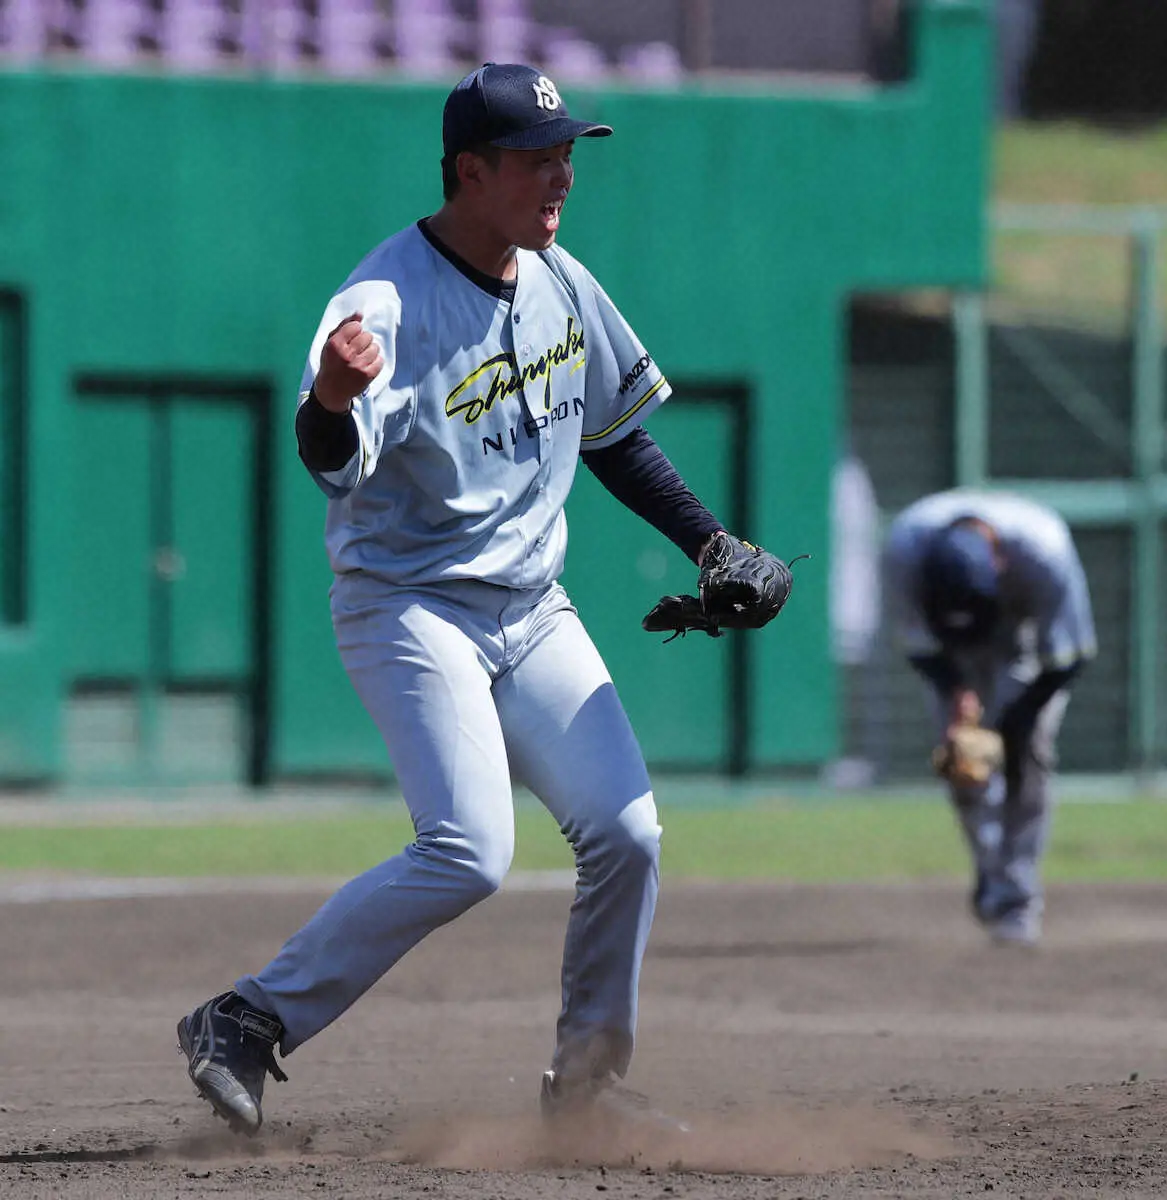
{"left": 417, "top": 219, "right": 517, "bottom": 302}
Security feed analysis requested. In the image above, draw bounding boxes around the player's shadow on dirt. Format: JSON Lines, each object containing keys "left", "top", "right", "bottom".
{"left": 88, "top": 1103, "right": 953, "bottom": 1179}
{"left": 0, "top": 1146, "right": 157, "bottom": 1165}
{"left": 163, "top": 1127, "right": 317, "bottom": 1160}
{"left": 1, "top": 1128, "right": 324, "bottom": 1169}
{"left": 649, "top": 938, "right": 885, "bottom": 960}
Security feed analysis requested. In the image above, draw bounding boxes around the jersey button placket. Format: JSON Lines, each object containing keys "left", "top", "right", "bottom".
{"left": 515, "top": 336, "right": 542, "bottom": 433}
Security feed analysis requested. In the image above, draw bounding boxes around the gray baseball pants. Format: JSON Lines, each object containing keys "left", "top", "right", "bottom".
{"left": 236, "top": 577, "right": 661, "bottom": 1078}
{"left": 930, "top": 683, "right": 1070, "bottom": 917}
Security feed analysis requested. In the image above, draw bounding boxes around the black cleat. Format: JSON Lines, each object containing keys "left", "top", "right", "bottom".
{"left": 177, "top": 990, "right": 288, "bottom": 1135}
{"left": 969, "top": 870, "right": 991, "bottom": 924}
{"left": 985, "top": 900, "right": 1042, "bottom": 946}
{"left": 540, "top": 1068, "right": 691, "bottom": 1135}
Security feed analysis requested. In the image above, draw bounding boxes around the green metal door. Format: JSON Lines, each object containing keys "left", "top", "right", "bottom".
{"left": 167, "top": 398, "right": 254, "bottom": 680}
{"left": 67, "top": 386, "right": 263, "bottom": 785}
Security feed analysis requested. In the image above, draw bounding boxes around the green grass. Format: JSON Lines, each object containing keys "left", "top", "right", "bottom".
{"left": 991, "top": 121, "right": 1167, "bottom": 331}
{"left": 995, "top": 122, "right": 1167, "bottom": 207}
{"left": 1, "top": 797, "right": 1165, "bottom": 883}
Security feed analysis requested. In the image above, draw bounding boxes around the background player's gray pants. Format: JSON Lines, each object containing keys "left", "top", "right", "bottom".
{"left": 236, "top": 578, "right": 660, "bottom": 1075}
{"left": 929, "top": 687, "right": 1070, "bottom": 917}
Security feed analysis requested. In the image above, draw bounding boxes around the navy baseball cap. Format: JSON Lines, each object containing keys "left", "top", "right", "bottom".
{"left": 442, "top": 63, "right": 613, "bottom": 159}
{"left": 920, "top": 523, "right": 1001, "bottom": 645}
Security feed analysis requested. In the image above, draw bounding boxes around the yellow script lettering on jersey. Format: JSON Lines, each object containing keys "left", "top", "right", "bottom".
{"left": 445, "top": 317, "right": 585, "bottom": 425}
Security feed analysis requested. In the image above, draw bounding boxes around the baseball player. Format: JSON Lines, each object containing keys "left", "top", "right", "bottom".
{"left": 884, "top": 489, "right": 1096, "bottom": 945}
{"left": 176, "top": 62, "right": 793, "bottom": 1135}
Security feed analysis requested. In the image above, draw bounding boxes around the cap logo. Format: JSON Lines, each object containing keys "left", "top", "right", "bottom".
{"left": 532, "top": 76, "right": 562, "bottom": 111}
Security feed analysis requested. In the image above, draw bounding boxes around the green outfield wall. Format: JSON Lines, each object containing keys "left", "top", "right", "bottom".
{"left": 0, "top": 0, "right": 990, "bottom": 785}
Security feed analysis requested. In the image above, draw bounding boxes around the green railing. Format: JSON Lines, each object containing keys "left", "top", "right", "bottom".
{"left": 954, "top": 204, "right": 1167, "bottom": 775}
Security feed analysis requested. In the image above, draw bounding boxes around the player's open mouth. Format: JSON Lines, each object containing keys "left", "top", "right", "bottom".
{"left": 540, "top": 203, "right": 562, "bottom": 231}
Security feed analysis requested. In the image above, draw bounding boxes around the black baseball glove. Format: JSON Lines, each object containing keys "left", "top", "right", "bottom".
{"left": 642, "top": 531, "right": 807, "bottom": 642}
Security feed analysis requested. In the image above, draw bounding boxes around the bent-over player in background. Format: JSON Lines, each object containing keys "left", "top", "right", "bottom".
{"left": 884, "top": 489, "right": 1096, "bottom": 946}
{"left": 176, "top": 63, "right": 758, "bottom": 1134}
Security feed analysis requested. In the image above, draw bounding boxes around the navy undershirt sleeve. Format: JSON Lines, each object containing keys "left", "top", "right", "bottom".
{"left": 296, "top": 388, "right": 359, "bottom": 472}
{"left": 298, "top": 404, "right": 723, "bottom": 563}
{"left": 580, "top": 426, "right": 724, "bottom": 564}
{"left": 908, "top": 653, "right": 964, "bottom": 696}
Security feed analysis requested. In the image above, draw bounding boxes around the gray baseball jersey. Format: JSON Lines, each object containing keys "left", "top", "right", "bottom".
{"left": 298, "top": 222, "right": 670, "bottom": 590}
{"left": 245, "top": 221, "right": 670, "bottom": 1067}
{"left": 885, "top": 491, "right": 1096, "bottom": 929}
{"left": 885, "top": 489, "right": 1097, "bottom": 675}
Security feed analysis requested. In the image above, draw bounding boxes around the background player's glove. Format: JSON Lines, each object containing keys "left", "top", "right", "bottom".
{"left": 931, "top": 712, "right": 1005, "bottom": 788}
{"left": 642, "top": 531, "right": 806, "bottom": 642}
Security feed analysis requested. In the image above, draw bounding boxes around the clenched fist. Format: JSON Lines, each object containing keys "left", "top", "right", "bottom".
{"left": 313, "top": 312, "right": 384, "bottom": 412}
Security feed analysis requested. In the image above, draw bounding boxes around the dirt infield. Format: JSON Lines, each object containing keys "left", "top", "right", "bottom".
{"left": 2, "top": 876, "right": 1166, "bottom": 1198}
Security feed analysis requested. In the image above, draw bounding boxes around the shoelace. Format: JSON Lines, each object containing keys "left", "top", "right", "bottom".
{"left": 258, "top": 1044, "right": 289, "bottom": 1084}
